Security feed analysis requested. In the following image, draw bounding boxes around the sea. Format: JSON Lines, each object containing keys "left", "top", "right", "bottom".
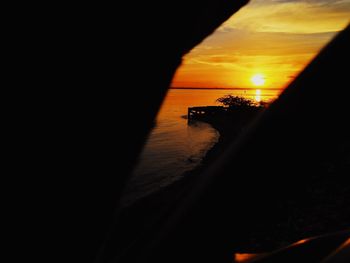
{"left": 122, "top": 88, "right": 279, "bottom": 206}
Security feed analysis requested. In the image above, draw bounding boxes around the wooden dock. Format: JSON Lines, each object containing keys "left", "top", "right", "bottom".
{"left": 188, "top": 106, "right": 225, "bottom": 121}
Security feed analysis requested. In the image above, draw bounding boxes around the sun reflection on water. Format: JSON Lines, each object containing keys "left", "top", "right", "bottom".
{"left": 255, "top": 89, "right": 262, "bottom": 102}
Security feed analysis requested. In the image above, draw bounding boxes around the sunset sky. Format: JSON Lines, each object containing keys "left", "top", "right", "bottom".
{"left": 171, "top": 0, "right": 350, "bottom": 90}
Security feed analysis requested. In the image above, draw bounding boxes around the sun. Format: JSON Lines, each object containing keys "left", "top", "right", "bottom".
{"left": 251, "top": 74, "right": 265, "bottom": 86}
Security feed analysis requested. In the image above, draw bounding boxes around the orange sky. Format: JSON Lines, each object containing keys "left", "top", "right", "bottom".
{"left": 171, "top": 0, "right": 350, "bottom": 90}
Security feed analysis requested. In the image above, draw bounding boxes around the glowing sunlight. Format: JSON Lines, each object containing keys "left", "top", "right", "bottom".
{"left": 172, "top": 0, "right": 350, "bottom": 90}
{"left": 251, "top": 74, "right": 265, "bottom": 86}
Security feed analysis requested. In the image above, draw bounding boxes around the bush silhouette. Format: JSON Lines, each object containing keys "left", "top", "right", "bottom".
{"left": 216, "top": 95, "right": 263, "bottom": 109}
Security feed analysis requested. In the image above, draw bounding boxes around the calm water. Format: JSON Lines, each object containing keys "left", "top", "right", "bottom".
{"left": 122, "top": 88, "right": 279, "bottom": 206}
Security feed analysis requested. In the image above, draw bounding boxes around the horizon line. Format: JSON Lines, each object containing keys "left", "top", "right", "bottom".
{"left": 170, "top": 87, "right": 283, "bottom": 91}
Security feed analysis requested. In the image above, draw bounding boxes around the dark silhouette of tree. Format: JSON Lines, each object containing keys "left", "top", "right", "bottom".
{"left": 216, "top": 95, "right": 265, "bottom": 109}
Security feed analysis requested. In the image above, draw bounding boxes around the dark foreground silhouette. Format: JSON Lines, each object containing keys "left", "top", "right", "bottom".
{"left": 115, "top": 93, "right": 349, "bottom": 261}
{"left": 21, "top": 1, "right": 349, "bottom": 262}
{"left": 110, "top": 25, "right": 350, "bottom": 263}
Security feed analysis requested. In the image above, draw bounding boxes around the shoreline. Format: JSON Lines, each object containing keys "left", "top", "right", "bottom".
{"left": 119, "top": 119, "right": 229, "bottom": 210}
{"left": 116, "top": 111, "right": 349, "bottom": 253}
{"left": 121, "top": 118, "right": 232, "bottom": 208}
{"left": 120, "top": 118, "right": 223, "bottom": 208}
{"left": 115, "top": 117, "right": 249, "bottom": 255}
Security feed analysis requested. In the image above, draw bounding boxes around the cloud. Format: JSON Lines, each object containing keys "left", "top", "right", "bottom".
{"left": 222, "top": 0, "right": 350, "bottom": 33}
{"left": 191, "top": 28, "right": 337, "bottom": 57}
{"left": 173, "top": 0, "right": 350, "bottom": 89}
{"left": 253, "top": 0, "right": 346, "bottom": 6}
